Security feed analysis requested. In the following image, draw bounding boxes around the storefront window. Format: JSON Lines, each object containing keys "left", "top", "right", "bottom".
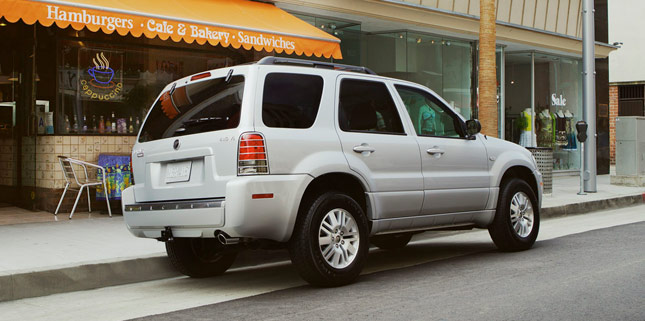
{"left": 58, "top": 40, "right": 239, "bottom": 135}
{"left": 365, "top": 31, "right": 473, "bottom": 119}
{"left": 535, "top": 54, "right": 582, "bottom": 171}
{"left": 504, "top": 51, "right": 582, "bottom": 171}
{"left": 504, "top": 53, "right": 533, "bottom": 146}
{"left": 290, "top": 14, "right": 361, "bottom": 66}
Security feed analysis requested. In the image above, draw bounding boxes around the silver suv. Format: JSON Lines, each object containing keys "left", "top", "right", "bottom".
{"left": 122, "top": 57, "right": 542, "bottom": 286}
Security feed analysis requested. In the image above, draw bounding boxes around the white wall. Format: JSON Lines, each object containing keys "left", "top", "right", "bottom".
{"left": 609, "top": 0, "right": 645, "bottom": 83}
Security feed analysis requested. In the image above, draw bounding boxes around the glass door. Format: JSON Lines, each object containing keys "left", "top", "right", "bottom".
{"left": 0, "top": 20, "right": 38, "bottom": 210}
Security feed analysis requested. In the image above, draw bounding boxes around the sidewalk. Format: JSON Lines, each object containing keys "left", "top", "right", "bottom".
{"left": 1, "top": 174, "right": 643, "bottom": 302}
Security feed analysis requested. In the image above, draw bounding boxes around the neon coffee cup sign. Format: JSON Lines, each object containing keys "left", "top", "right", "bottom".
{"left": 80, "top": 52, "right": 122, "bottom": 101}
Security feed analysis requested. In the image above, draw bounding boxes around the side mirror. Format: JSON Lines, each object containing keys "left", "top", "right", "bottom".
{"left": 465, "top": 119, "right": 481, "bottom": 138}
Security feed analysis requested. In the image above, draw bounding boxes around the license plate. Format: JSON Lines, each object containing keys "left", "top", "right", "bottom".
{"left": 165, "top": 161, "right": 192, "bottom": 183}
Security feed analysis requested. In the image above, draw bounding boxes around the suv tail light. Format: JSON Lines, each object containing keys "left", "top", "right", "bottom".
{"left": 238, "top": 133, "right": 269, "bottom": 175}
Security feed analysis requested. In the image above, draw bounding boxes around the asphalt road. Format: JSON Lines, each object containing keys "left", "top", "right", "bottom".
{"left": 136, "top": 221, "right": 645, "bottom": 321}
{"left": 2, "top": 205, "right": 644, "bottom": 321}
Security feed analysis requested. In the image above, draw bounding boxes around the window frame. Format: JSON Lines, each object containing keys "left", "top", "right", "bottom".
{"left": 393, "top": 84, "right": 468, "bottom": 140}
{"left": 337, "top": 77, "right": 407, "bottom": 136}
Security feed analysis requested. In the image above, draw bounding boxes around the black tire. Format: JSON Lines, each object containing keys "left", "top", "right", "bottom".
{"left": 370, "top": 233, "right": 413, "bottom": 250}
{"left": 289, "top": 191, "right": 369, "bottom": 287}
{"left": 165, "top": 238, "right": 237, "bottom": 278}
{"left": 488, "top": 178, "right": 540, "bottom": 252}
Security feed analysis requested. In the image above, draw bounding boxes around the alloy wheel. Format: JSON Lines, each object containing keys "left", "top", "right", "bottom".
{"left": 510, "top": 191, "right": 534, "bottom": 238}
{"left": 318, "top": 208, "right": 360, "bottom": 269}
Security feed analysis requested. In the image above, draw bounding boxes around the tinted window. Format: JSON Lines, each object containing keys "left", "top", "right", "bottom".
{"left": 139, "top": 75, "right": 244, "bottom": 142}
{"left": 339, "top": 79, "right": 404, "bottom": 134}
{"left": 395, "top": 85, "right": 465, "bottom": 138}
{"left": 262, "top": 73, "right": 324, "bottom": 128}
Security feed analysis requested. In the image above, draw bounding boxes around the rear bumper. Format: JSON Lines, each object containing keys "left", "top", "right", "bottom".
{"left": 122, "top": 174, "right": 312, "bottom": 242}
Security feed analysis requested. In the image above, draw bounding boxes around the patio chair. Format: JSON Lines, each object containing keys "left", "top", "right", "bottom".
{"left": 55, "top": 156, "right": 112, "bottom": 219}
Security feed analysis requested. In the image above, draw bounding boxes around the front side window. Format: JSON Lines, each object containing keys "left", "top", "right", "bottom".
{"left": 339, "top": 79, "right": 404, "bottom": 134}
{"left": 395, "top": 85, "right": 465, "bottom": 138}
{"left": 138, "top": 75, "right": 244, "bottom": 142}
{"left": 262, "top": 73, "right": 324, "bottom": 128}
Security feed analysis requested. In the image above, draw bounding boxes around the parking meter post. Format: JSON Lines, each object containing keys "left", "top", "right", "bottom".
{"left": 578, "top": 142, "right": 586, "bottom": 195}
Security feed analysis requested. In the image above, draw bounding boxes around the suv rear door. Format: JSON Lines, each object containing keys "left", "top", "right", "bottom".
{"left": 335, "top": 76, "right": 423, "bottom": 220}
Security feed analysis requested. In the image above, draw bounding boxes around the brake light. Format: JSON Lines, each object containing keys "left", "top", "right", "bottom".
{"left": 190, "top": 72, "right": 211, "bottom": 81}
{"left": 238, "top": 133, "right": 269, "bottom": 175}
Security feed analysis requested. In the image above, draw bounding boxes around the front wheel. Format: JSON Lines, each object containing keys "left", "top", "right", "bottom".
{"left": 166, "top": 238, "right": 237, "bottom": 278}
{"left": 289, "top": 192, "right": 369, "bottom": 287}
{"left": 488, "top": 178, "right": 540, "bottom": 251}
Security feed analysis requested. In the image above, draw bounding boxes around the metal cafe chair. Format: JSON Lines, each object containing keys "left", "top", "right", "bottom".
{"left": 55, "top": 156, "right": 112, "bottom": 219}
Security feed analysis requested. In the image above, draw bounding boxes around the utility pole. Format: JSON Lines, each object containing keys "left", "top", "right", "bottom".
{"left": 582, "top": 0, "right": 597, "bottom": 192}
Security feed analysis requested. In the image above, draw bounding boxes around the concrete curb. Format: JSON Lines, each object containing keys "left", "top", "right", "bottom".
{"left": 0, "top": 256, "right": 178, "bottom": 302}
{"left": 1, "top": 193, "right": 643, "bottom": 302}
{"left": 542, "top": 193, "right": 645, "bottom": 218}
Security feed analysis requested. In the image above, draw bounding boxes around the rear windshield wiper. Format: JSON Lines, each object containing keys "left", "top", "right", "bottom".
{"left": 175, "top": 117, "right": 227, "bottom": 132}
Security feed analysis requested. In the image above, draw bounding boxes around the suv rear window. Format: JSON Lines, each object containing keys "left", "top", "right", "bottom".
{"left": 138, "top": 75, "right": 244, "bottom": 142}
{"left": 262, "top": 73, "right": 323, "bottom": 128}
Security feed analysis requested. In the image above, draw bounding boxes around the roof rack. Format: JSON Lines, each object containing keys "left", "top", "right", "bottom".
{"left": 257, "top": 57, "right": 377, "bottom": 75}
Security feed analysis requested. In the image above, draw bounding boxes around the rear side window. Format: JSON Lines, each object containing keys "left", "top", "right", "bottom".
{"left": 138, "top": 75, "right": 244, "bottom": 143}
{"left": 262, "top": 73, "right": 323, "bottom": 128}
{"left": 338, "top": 79, "right": 404, "bottom": 134}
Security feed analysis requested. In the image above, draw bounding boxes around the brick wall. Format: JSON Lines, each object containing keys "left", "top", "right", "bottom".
{"left": 609, "top": 85, "right": 618, "bottom": 165}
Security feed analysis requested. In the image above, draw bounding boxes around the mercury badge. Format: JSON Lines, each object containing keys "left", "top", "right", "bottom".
{"left": 173, "top": 139, "right": 180, "bottom": 150}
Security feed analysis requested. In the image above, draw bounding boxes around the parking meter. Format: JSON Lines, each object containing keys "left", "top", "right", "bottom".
{"left": 576, "top": 121, "right": 588, "bottom": 143}
{"left": 575, "top": 120, "right": 588, "bottom": 195}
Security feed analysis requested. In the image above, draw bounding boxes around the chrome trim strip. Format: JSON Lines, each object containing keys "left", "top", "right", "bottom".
{"left": 124, "top": 199, "right": 223, "bottom": 212}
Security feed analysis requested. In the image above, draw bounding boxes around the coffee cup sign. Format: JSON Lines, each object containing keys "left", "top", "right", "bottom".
{"left": 551, "top": 93, "right": 567, "bottom": 107}
{"left": 81, "top": 51, "right": 123, "bottom": 101}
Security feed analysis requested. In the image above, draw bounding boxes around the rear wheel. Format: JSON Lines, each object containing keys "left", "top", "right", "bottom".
{"left": 166, "top": 238, "right": 237, "bottom": 278}
{"left": 488, "top": 178, "right": 540, "bottom": 251}
{"left": 289, "top": 191, "right": 369, "bottom": 287}
{"left": 370, "top": 233, "right": 413, "bottom": 250}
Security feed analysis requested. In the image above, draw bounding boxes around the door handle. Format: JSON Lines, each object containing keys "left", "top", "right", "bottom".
{"left": 353, "top": 144, "right": 375, "bottom": 154}
{"left": 426, "top": 147, "right": 445, "bottom": 156}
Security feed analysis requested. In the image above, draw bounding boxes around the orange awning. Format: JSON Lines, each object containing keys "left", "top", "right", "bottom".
{"left": 0, "top": 0, "right": 342, "bottom": 59}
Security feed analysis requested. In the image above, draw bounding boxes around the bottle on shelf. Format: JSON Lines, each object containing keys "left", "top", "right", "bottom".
{"left": 128, "top": 116, "right": 134, "bottom": 134}
{"left": 72, "top": 115, "right": 79, "bottom": 133}
{"left": 82, "top": 115, "right": 88, "bottom": 133}
{"left": 135, "top": 116, "right": 140, "bottom": 133}
{"left": 105, "top": 117, "right": 111, "bottom": 134}
{"left": 64, "top": 115, "right": 71, "bottom": 134}
{"left": 99, "top": 115, "right": 105, "bottom": 134}
{"left": 111, "top": 111, "right": 116, "bottom": 133}
{"left": 92, "top": 115, "right": 97, "bottom": 133}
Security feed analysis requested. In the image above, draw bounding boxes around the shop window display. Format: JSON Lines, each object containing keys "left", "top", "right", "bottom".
{"left": 535, "top": 55, "right": 582, "bottom": 171}
{"left": 58, "top": 40, "right": 240, "bottom": 135}
{"left": 504, "top": 52, "right": 582, "bottom": 171}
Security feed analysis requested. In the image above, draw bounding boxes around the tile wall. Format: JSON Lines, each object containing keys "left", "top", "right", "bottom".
{"left": 0, "top": 136, "right": 136, "bottom": 189}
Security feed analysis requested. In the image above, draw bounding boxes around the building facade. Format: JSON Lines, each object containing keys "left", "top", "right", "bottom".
{"left": 608, "top": 0, "right": 645, "bottom": 165}
{"left": 0, "top": 0, "right": 613, "bottom": 214}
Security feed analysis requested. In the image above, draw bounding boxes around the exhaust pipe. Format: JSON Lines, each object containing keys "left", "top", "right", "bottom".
{"left": 215, "top": 231, "right": 240, "bottom": 245}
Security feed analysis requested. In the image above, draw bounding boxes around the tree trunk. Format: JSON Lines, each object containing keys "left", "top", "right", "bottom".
{"left": 479, "top": 0, "right": 497, "bottom": 137}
